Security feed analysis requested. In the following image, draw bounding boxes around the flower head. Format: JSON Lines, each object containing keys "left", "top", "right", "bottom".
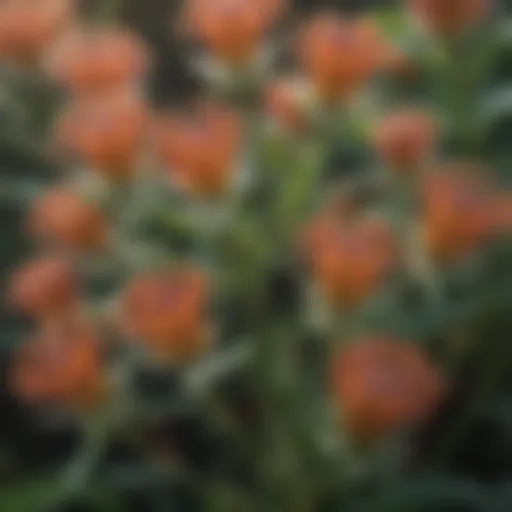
{"left": 0, "top": 0, "right": 74, "bottom": 64}
{"left": 305, "top": 211, "right": 398, "bottom": 308}
{"left": 156, "top": 101, "right": 242, "bottom": 197}
{"left": 10, "top": 320, "right": 106, "bottom": 409}
{"left": 55, "top": 91, "right": 148, "bottom": 178}
{"left": 29, "top": 187, "right": 107, "bottom": 252}
{"left": 119, "top": 267, "right": 211, "bottom": 363}
{"left": 45, "top": 27, "right": 150, "bottom": 95}
{"left": 331, "top": 337, "right": 446, "bottom": 439}
{"left": 9, "top": 255, "right": 78, "bottom": 319}
{"left": 422, "top": 164, "right": 497, "bottom": 262}
{"left": 182, "top": 0, "right": 286, "bottom": 63}
{"left": 298, "top": 13, "right": 389, "bottom": 101}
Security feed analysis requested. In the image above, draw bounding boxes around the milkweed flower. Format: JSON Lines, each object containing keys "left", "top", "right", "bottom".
{"left": 156, "top": 101, "right": 242, "bottom": 197}
{"left": 182, "top": 0, "right": 287, "bottom": 63}
{"left": 408, "top": 0, "right": 492, "bottom": 37}
{"left": 55, "top": 91, "right": 148, "bottom": 178}
{"left": 119, "top": 267, "right": 211, "bottom": 363}
{"left": 0, "top": 0, "right": 74, "bottom": 64}
{"left": 10, "top": 320, "right": 106, "bottom": 409}
{"left": 373, "top": 109, "right": 438, "bottom": 172}
{"left": 29, "top": 187, "right": 108, "bottom": 252}
{"left": 297, "top": 12, "right": 389, "bottom": 101}
{"left": 45, "top": 26, "right": 150, "bottom": 95}
{"left": 421, "top": 165, "right": 497, "bottom": 262}
{"left": 331, "top": 337, "right": 446, "bottom": 439}
{"left": 305, "top": 212, "right": 398, "bottom": 308}
{"left": 9, "top": 255, "right": 78, "bottom": 319}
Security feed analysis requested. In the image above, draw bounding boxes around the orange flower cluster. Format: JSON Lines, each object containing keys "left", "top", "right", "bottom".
{"left": 48, "top": 28, "right": 151, "bottom": 179}
{"left": 331, "top": 337, "right": 446, "bottom": 439}
{"left": 45, "top": 27, "right": 150, "bottom": 96}
{"left": 182, "top": 0, "right": 287, "bottom": 63}
{"left": 9, "top": 255, "right": 77, "bottom": 319}
{"left": 305, "top": 210, "right": 398, "bottom": 308}
{"left": 156, "top": 101, "right": 242, "bottom": 197}
{"left": 0, "top": 3, "right": 152, "bottom": 178}
{"left": 3, "top": 0, "right": 503, "bottom": 454}
{"left": 421, "top": 165, "right": 499, "bottom": 262}
{"left": 297, "top": 13, "right": 389, "bottom": 101}
{"left": 119, "top": 268, "right": 211, "bottom": 363}
{"left": 55, "top": 90, "right": 148, "bottom": 179}
{"left": 0, "top": 0, "right": 74, "bottom": 65}
{"left": 10, "top": 320, "right": 106, "bottom": 409}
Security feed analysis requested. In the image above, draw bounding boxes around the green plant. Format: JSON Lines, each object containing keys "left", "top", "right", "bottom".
{"left": 1, "top": 0, "right": 512, "bottom": 510}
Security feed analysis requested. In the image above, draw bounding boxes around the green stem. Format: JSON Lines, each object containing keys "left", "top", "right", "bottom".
{"left": 61, "top": 417, "right": 111, "bottom": 499}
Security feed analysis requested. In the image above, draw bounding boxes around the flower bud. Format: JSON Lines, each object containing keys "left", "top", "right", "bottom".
{"left": 156, "top": 101, "right": 242, "bottom": 197}
{"left": 9, "top": 255, "right": 78, "bottom": 319}
{"left": 10, "top": 320, "right": 106, "bottom": 409}
{"left": 305, "top": 213, "right": 398, "bottom": 308}
{"left": 45, "top": 27, "right": 150, "bottom": 95}
{"left": 55, "top": 91, "right": 148, "bottom": 178}
{"left": 0, "top": 0, "right": 74, "bottom": 64}
{"left": 29, "top": 187, "right": 107, "bottom": 252}
{"left": 331, "top": 337, "right": 446, "bottom": 439}
{"left": 373, "top": 109, "right": 438, "bottom": 172}
{"left": 298, "top": 13, "right": 388, "bottom": 101}
{"left": 119, "top": 267, "right": 211, "bottom": 363}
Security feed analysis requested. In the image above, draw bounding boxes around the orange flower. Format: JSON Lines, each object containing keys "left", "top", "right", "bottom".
{"left": 45, "top": 27, "right": 150, "bottom": 95}
{"left": 182, "top": 0, "right": 286, "bottom": 63}
{"left": 373, "top": 109, "right": 438, "bottom": 172}
{"left": 422, "top": 165, "right": 496, "bottom": 262}
{"left": 409, "top": 0, "right": 491, "bottom": 36}
{"left": 305, "top": 212, "right": 398, "bottom": 308}
{"left": 156, "top": 101, "right": 242, "bottom": 197}
{"left": 55, "top": 91, "right": 148, "bottom": 178}
{"left": 29, "top": 187, "right": 107, "bottom": 251}
{"left": 0, "top": 0, "right": 74, "bottom": 64}
{"left": 119, "top": 267, "right": 211, "bottom": 362}
{"left": 298, "top": 13, "right": 388, "bottom": 101}
{"left": 266, "top": 78, "right": 308, "bottom": 133}
{"left": 331, "top": 337, "right": 445, "bottom": 439}
{"left": 9, "top": 255, "right": 78, "bottom": 319}
{"left": 10, "top": 320, "right": 106, "bottom": 409}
